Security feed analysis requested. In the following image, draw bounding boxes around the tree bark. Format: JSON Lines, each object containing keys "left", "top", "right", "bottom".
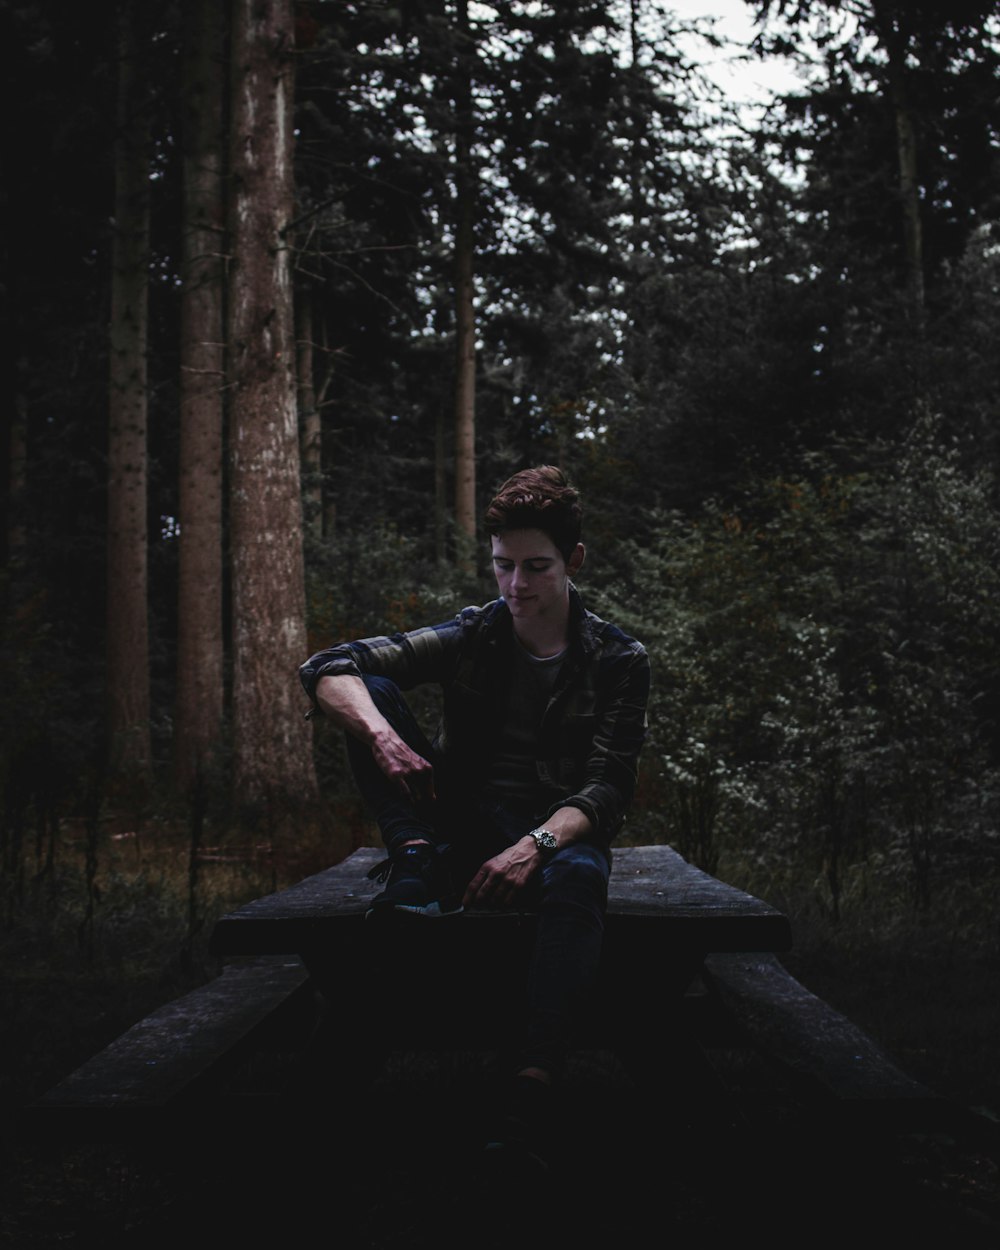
{"left": 886, "top": 51, "right": 925, "bottom": 325}
{"left": 452, "top": 0, "right": 477, "bottom": 554}
{"left": 434, "top": 401, "right": 447, "bottom": 566}
{"left": 7, "top": 390, "right": 27, "bottom": 568}
{"left": 296, "top": 286, "right": 323, "bottom": 539}
{"left": 861, "top": 1, "right": 925, "bottom": 323}
{"left": 106, "top": 0, "right": 151, "bottom": 780}
{"left": 228, "top": 0, "right": 317, "bottom": 821}
{"left": 175, "top": 0, "right": 226, "bottom": 795}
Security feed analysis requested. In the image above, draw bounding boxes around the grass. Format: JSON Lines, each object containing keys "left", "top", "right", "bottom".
{"left": 712, "top": 845, "right": 1000, "bottom": 1117}
{"left": 1, "top": 813, "right": 998, "bottom": 1244}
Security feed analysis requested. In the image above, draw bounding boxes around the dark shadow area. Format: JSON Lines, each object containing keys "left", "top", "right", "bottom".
{"left": 6, "top": 980, "right": 999, "bottom": 1248}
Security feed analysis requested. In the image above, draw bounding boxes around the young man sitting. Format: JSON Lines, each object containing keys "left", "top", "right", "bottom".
{"left": 299, "top": 465, "right": 650, "bottom": 1165}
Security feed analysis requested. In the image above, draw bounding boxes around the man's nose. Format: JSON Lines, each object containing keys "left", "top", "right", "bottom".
{"left": 511, "top": 565, "right": 528, "bottom": 591}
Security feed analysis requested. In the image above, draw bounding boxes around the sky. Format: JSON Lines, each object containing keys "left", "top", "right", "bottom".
{"left": 665, "top": 0, "right": 807, "bottom": 116}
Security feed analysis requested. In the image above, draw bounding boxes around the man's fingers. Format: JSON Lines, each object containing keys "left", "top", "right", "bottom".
{"left": 466, "top": 865, "right": 518, "bottom": 909}
{"left": 463, "top": 869, "right": 486, "bottom": 907}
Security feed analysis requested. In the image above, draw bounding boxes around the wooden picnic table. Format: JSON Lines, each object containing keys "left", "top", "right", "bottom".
{"left": 36, "top": 846, "right": 940, "bottom": 1140}
{"left": 211, "top": 844, "right": 792, "bottom": 1060}
{"left": 212, "top": 843, "right": 790, "bottom": 956}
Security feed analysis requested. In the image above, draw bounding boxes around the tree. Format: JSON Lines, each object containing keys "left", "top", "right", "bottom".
{"left": 106, "top": 0, "right": 152, "bottom": 781}
{"left": 175, "top": 0, "right": 226, "bottom": 795}
{"left": 294, "top": 1, "right": 723, "bottom": 544}
{"left": 754, "top": 1, "right": 1000, "bottom": 319}
{"left": 295, "top": 284, "right": 324, "bottom": 540}
{"left": 452, "top": 0, "right": 477, "bottom": 550}
{"left": 228, "top": 0, "right": 318, "bottom": 820}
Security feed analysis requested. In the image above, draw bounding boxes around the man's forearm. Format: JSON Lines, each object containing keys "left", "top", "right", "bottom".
{"left": 463, "top": 804, "right": 595, "bottom": 908}
{"left": 316, "top": 674, "right": 436, "bottom": 802}
{"left": 531, "top": 804, "right": 593, "bottom": 851}
{"left": 315, "top": 674, "right": 392, "bottom": 746}
{"left": 513, "top": 803, "right": 595, "bottom": 866}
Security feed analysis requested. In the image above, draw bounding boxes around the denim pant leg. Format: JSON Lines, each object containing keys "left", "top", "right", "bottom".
{"left": 343, "top": 675, "right": 442, "bottom": 854}
{"left": 445, "top": 797, "right": 609, "bottom": 1076}
{"left": 346, "top": 693, "right": 609, "bottom": 1074}
{"left": 521, "top": 842, "right": 611, "bottom": 1076}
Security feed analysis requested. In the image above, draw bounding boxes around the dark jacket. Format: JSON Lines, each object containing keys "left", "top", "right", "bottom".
{"left": 299, "top": 587, "right": 650, "bottom": 846}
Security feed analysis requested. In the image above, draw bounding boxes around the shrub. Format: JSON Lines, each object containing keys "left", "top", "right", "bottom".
{"left": 593, "top": 416, "right": 1000, "bottom": 916}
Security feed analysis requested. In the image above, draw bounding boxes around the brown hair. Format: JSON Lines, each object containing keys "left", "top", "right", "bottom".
{"left": 483, "top": 465, "right": 583, "bottom": 560}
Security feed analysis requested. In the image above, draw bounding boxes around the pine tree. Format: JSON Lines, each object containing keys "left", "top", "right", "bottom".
{"left": 228, "top": 0, "right": 318, "bottom": 821}
{"left": 175, "top": 0, "right": 226, "bottom": 795}
{"left": 106, "top": 0, "right": 152, "bottom": 780}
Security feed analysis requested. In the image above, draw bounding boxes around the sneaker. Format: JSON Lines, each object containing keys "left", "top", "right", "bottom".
{"left": 482, "top": 1075, "right": 552, "bottom": 1176}
{"left": 365, "top": 843, "right": 463, "bottom": 919}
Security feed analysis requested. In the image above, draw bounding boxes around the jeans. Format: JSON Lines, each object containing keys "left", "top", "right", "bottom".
{"left": 345, "top": 675, "right": 610, "bottom": 1076}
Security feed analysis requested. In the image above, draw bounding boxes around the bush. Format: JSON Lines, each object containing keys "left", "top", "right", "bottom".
{"left": 593, "top": 416, "right": 1000, "bottom": 918}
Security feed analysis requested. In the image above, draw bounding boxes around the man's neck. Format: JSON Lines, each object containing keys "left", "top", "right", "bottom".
{"left": 511, "top": 595, "right": 572, "bottom": 658}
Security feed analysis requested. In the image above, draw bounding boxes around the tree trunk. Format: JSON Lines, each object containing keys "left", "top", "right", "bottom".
{"left": 889, "top": 65, "right": 925, "bottom": 324}
{"left": 317, "top": 311, "right": 338, "bottom": 538}
{"left": 296, "top": 286, "right": 323, "bottom": 539}
{"left": 106, "top": 0, "right": 151, "bottom": 780}
{"left": 434, "top": 402, "right": 447, "bottom": 565}
{"left": 452, "top": 0, "right": 477, "bottom": 554}
{"left": 175, "top": 0, "right": 226, "bottom": 795}
{"left": 872, "top": 1, "right": 925, "bottom": 325}
{"left": 228, "top": 0, "right": 318, "bottom": 822}
{"left": 7, "top": 390, "right": 27, "bottom": 567}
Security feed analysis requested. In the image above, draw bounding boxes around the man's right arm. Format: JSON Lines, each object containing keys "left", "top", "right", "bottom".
{"left": 301, "top": 615, "right": 476, "bottom": 799}
{"left": 315, "top": 674, "right": 436, "bottom": 801}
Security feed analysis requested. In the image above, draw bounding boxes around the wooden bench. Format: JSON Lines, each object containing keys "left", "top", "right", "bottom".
{"left": 700, "top": 951, "right": 946, "bottom": 1126}
{"left": 28, "top": 957, "right": 314, "bottom": 1141}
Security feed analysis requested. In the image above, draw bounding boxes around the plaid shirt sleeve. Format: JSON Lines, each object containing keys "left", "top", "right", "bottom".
{"left": 548, "top": 635, "right": 650, "bottom": 844}
{"left": 298, "top": 614, "right": 467, "bottom": 712}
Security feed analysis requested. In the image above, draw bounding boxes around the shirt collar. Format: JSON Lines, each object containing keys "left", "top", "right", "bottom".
{"left": 484, "top": 583, "right": 597, "bottom": 658}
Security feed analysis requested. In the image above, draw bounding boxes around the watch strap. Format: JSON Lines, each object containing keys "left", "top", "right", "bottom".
{"left": 527, "top": 827, "right": 558, "bottom": 856}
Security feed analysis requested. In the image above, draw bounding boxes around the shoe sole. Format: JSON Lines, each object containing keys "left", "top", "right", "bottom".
{"left": 365, "top": 900, "right": 465, "bottom": 920}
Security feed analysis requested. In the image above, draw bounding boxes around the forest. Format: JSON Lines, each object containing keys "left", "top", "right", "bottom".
{"left": 3, "top": 0, "right": 1000, "bottom": 1209}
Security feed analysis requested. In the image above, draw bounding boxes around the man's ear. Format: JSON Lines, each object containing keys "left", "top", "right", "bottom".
{"left": 567, "top": 543, "right": 585, "bottom": 576}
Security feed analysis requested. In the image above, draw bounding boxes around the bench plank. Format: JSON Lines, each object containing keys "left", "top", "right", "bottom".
{"left": 703, "top": 951, "right": 938, "bottom": 1107}
{"left": 32, "top": 958, "right": 310, "bottom": 1120}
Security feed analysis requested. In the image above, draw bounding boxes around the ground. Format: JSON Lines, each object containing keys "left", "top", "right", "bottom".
{"left": 3, "top": 969, "right": 999, "bottom": 1248}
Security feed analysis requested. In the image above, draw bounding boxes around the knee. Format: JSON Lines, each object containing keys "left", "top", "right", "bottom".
{"left": 540, "top": 845, "right": 609, "bottom": 917}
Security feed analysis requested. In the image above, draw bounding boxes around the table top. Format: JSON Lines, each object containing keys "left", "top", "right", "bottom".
{"left": 211, "top": 844, "right": 792, "bottom": 958}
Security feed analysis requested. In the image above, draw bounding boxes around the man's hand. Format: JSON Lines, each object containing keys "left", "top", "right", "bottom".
{"left": 463, "top": 836, "right": 542, "bottom": 909}
{"left": 371, "top": 728, "right": 436, "bottom": 802}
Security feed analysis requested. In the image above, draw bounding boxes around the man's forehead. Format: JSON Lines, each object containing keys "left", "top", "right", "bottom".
{"left": 490, "top": 528, "right": 560, "bottom": 559}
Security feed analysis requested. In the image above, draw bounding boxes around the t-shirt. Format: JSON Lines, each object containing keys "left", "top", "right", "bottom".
{"left": 485, "top": 638, "right": 566, "bottom": 811}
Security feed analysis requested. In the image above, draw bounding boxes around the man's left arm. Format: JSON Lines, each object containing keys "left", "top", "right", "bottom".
{"left": 555, "top": 638, "right": 651, "bottom": 842}
{"left": 462, "top": 804, "right": 593, "bottom": 909}
{"left": 463, "top": 639, "right": 650, "bottom": 908}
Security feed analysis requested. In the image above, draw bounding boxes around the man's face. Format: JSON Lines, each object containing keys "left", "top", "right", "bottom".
{"left": 490, "top": 528, "right": 584, "bottom": 623}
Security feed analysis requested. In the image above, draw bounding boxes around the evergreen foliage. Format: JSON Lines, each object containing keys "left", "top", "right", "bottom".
{"left": 591, "top": 417, "right": 1000, "bottom": 915}
{"left": 3, "top": 0, "right": 998, "bottom": 920}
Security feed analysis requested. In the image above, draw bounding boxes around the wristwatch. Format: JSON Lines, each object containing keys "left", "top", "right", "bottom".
{"left": 527, "top": 827, "right": 558, "bottom": 856}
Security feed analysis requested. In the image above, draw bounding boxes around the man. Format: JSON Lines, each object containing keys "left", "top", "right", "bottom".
{"left": 299, "top": 466, "right": 650, "bottom": 1165}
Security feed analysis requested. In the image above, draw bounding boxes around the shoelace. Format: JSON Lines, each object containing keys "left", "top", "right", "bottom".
{"left": 367, "top": 857, "right": 392, "bottom": 883}
{"left": 366, "top": 846, "right": 430, "bottom": 883}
